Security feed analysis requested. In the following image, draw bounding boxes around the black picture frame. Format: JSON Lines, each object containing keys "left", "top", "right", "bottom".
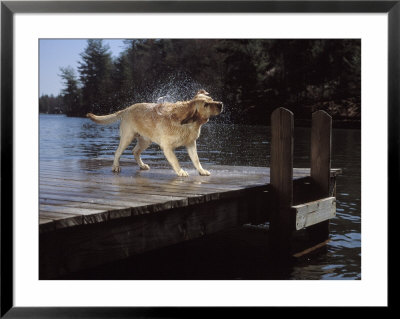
{"left": 1, "top": 1, "right": 393, "bottom": 317}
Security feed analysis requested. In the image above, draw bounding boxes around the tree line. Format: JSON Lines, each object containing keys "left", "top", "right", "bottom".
{"left": 40, "top": 39, "right": 361, "bottom": 126}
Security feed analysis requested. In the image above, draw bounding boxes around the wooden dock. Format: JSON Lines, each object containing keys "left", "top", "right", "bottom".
{"left": 40, "top": 159, "right": 273, "bottom": 232}
{"left": 39, "top": 108, "right": 341, "bottom": 279}
{"left": 39, "top": 158, "right": 340, "bottom": 279}
{"left": 40, "top": 159, "right": 335, "bottom": 232}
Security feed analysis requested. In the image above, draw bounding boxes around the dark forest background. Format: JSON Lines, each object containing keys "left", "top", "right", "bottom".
{"left": 39, "top": 39, "right": 361, "bottom": 126}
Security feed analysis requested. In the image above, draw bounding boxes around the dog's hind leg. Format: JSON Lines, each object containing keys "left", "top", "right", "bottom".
{"left": 133, "top": 136, "right": 151, "bottom": 170}
{"left": 112, "top": 126, "right": 136, "bottom": 173}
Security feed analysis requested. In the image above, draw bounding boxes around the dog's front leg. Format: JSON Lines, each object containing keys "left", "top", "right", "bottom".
{"left": 186, "top": 141, "right": 210, "bottom": 176}
{"left": 162, "top": 146, "right": 189, "bottom": 177}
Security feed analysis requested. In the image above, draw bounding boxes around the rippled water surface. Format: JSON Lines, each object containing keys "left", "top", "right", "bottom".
{"left": 40, "top": 114, "right": 361, "bottom": 280}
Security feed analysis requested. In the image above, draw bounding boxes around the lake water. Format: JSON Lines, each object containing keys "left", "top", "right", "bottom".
{"left": 40, "top": 114, "right": 361, "bottom": 280}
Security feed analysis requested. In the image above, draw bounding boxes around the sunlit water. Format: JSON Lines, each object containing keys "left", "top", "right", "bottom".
{"left": 40, "top": 114, "right": 361, "bottom": 280}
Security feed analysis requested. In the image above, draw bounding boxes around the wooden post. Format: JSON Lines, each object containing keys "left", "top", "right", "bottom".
{"left": 270, "top": 107, "right": 294, "bottom": 258}
{"left": 308, "top": 110, "right": 332, "bottom": 243}
{"left": 311, "top": 110, "right": 332, "bottom": 197}
{"left": 271, "top": 107, "right": 294, "bottom": 208}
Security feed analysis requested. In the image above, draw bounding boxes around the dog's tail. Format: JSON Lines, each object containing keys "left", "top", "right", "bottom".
{"left": 86, "top": 110, "right": 124, "bottom": 125}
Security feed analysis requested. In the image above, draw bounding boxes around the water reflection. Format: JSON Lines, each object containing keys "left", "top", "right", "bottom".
{"left": 40, "top": 114, "right": 361, "bottom": 279}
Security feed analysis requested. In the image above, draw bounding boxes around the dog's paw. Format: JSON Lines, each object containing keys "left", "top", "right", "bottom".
{"left": 112, "top": 165, "right": 121, "bottom": 173}
{"left": 199, "top": 169, "right": 211, "bottom": 176}
{"left": 140, "top": 164, "right": 150, "bottom": 170}
{"left": 177, "top": 169, "right": 189, "bottom": 177}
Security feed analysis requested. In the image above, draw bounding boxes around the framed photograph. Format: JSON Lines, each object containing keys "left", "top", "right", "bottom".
{"left": 1, "top": 0, "right": 393, "bottom": 316}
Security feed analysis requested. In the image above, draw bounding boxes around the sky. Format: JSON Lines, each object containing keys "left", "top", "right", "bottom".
{"left": 39, "top": 39, "right": 126, "bottom": 96}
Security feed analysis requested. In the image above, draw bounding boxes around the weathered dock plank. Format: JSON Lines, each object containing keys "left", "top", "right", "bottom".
{"left": 293, "top": 197, "right": 336, "bottom": 230}
{"left": 39, "top": 177, "right": 245, "bottom": 199}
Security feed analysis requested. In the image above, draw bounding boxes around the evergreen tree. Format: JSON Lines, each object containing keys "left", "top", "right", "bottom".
{"left": 112, "top": 52, "right": 135, "bottom": 108}
{"left": 78, "top": 39, "right": 114, "bottom": 115}
{"left": 39, "top": 94, "right": 64, "bottom": 114}
{"left": 59, "top": 66, "right": 80, "bottom": 116}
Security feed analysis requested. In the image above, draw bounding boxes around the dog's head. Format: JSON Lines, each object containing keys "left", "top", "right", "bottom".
{"left": 181, "top": 90, "right": 223, "bottom": 125}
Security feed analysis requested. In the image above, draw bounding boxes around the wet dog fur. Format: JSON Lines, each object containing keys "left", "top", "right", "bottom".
{"left": 87, "top": 90, "right": 223, "bottom": 176}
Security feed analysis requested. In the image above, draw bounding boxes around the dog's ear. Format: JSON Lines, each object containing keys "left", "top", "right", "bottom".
{"left": 181, "top": 109, "right": 198, "bottom": 125}
{"left": 197, "top": 89, "right": 209, "bottom": 96}
{"left": 180, "top": 101, "right": 200, "bottom": 125}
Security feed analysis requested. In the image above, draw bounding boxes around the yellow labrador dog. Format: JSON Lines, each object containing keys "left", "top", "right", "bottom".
{"left": 87, "top": 90, "right": 223, "bottom": 177}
